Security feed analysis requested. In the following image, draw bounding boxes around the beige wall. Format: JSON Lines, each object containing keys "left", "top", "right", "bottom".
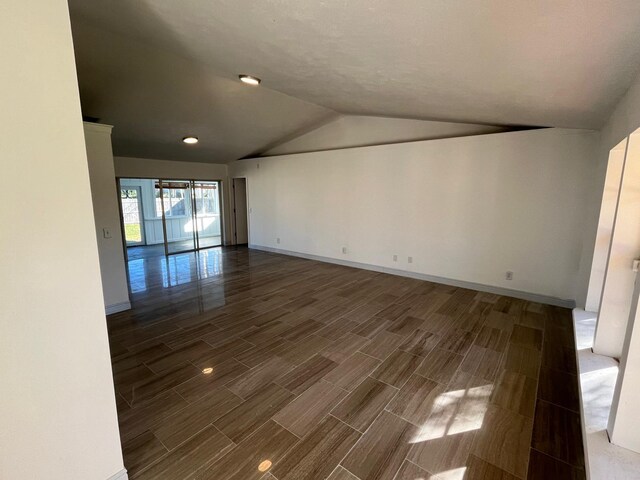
{"left": 232, "top": 128, "right": 598, "bottom": 304}
{"left": 85, "top": 124, "right": 130, "bottom": 313}
{"left": 0, "top": 1, "right": 124, "bottom": 479}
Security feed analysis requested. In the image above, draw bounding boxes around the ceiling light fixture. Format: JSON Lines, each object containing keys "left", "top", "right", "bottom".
{"left": 239, "top": 74, "right": 261, "bottom": 86}
{"left": 182, "top": 136, "right": 198, "bottom": 144}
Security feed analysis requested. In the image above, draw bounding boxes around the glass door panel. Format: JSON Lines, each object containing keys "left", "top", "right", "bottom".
{"left": 120, "top": 186, "right": 144, "bottom": 245}
{"left": 158, "top": 180, "right": 197, "bottom": 255}
{"left": 193, "top": 181, "right": 222, "bottom": 250}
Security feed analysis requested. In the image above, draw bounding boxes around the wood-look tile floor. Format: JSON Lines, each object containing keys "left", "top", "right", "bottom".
{"left": 109, "top": 247, "right": 585, "bottom": 480}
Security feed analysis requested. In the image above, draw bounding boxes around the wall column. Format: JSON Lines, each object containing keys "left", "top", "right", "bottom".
{"left": 608, "top": 272, "right": 640, "bottom": 452}
{"left": 0, "top": 1, "right": 126, "bottom": 479}
{"left": 594, "top": 130, "right": 640, "bottom": 358}
{"left": 585, "top": 138, "right": 627, "bottom": 312}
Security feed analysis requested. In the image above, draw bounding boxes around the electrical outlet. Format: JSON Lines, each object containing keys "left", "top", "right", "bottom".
{"left": 257, "top": 163, "right": 260, "bottom": 169}
{"left": 408, "top": 256, "right": 413, "bottom": 264}
{"left": 342, "top": 246, "right": 348, "bottom": 254}
{"left": 103, "top": 227, "right": 112, "bottom": 239}
{"left": 276, "top": 237, "right": 280, "bottom": 244}
{"left": 393, "top": 255, "right": 398, "bottom": 262}
{"left": 506, "top": 271, "right": 514, "bottom": 281}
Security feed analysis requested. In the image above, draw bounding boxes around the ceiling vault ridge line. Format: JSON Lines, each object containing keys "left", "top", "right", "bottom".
{"left": 242, "top": 127, "right": 548, "bottom": 161}
{"left": 241, "top": 111, "right": 342, "bottom": 159}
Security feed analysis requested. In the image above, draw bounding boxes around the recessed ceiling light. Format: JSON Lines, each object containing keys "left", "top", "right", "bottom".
{"left": 202, "top": 367, "right": 213, "bottom": 374}
{"left": 182, "top": 136, "right": 198, "bottom": 144}
{"left": 239, "top": 74, "right": 261, "bottom": 86}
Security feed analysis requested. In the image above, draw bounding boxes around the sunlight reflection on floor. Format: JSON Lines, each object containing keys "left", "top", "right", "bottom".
{"left": 436, "top": 467, "right": 467, "bottom": 480}
{"left": 410, "top": 384, "right": 492, "bottom": 444}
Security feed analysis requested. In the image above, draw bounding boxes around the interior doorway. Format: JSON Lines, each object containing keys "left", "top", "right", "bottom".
{"left": 232, "top": 178, "right": 248, "bottom": 245}
{"left": 117, "top": 177, "right": 224, "bottom": 260}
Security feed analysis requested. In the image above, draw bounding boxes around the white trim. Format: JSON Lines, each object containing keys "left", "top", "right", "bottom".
{"left": 572, "top": 309, "right": 640, "bottom": 479}
{"left": 83, "top": 121, "right": 114, "bottom": 134}
{"left": 106, "top": 468, "right": 128, "bottom": 480}
{"left": 250, "top": 244, "right": 576, "bottom": 308}
{"left": 106, "top": 301, "right": 131, "bottom": 315}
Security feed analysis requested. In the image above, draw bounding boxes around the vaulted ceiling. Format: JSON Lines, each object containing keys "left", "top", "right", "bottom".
{"left": 69, "top": 0, "right": 640, "bottom": 163}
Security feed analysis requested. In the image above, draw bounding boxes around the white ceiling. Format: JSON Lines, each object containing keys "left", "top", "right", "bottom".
{"left": 69, "top": 0, "right": 640, "bottom": 163}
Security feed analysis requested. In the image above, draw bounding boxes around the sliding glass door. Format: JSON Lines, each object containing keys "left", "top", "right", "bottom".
{"left": 193, "top": 181, "right": 222, "bottom": 249}
{"left": 157, "top": 179, "right": 223, "bottom": 255}
{"left": 158, "top": 180, "right": 196, "bottom": 255}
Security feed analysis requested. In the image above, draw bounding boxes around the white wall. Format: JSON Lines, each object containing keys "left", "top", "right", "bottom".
{"left": 114, "top": 156, "right": 227, "bottom": 180}
{"left": 608, "top": 259, "right": 640, "bottom": 453}
{"left": 232, "top": 128, "right": 598, "bottom": 304}
{"left": 0, "top": 1, "right": 124, "bottom": 479}
{"left": 578, "top": 70, "right": 640, "bottom": 309}
{"left": 585, "top": 138, "right": 627, "bottom": 312}
{"left": 579, "top": 67, "right": 640, "bottom": 362}
{"left": 594, "top": 130, "right": 640, "bottom": 358}
{"left": 263, "top": 114, "right": 509, "bottom": 156}
{"left": 85, "top": 123, "right": 131, "bottom": 313}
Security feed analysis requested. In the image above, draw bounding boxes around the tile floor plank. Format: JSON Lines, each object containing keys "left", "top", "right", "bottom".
{"left": 385, "top": 374, "right": 446, "bottom": 426}
{"left": 151, "top": 387, "right": 242, "bottom": 450}
{"left": 471, "top": 404, "right": 533, "bottom": 478}
{"left": 275, "top": 354, "right": 338, "bottom": 395}
{"left": 134, "top": 425, "right": 233, "bottom": 480}
{"left": 214, "top": 383, "right": 295, "bottom": 443}
{"left": 201, "top": 420, "right": 298, "bottom": 480}
{"left": 227, "top": 356, "right": 295, "bottom": 399}
{"left": 331, "top": 376, "right": 398, "bottom": 432}
{"left": 110, "top": 248, "right": 585, "bottom": 479}
{"left": 392, "top": 460, "right": 435, "bottom": 479}
{"left": 341, "top": 410, "right": 418, "bottom": 480}
{"left": 371, "top": 350, "right": 422, "bottom": 388}
{"left": 358, "top": 330, "right": 405, "bottom": 360}
{"left": 272, "top": 415, "right": 361, "bottom": 480}
{"left": 273, "top": 380, "right": 349, "bottom": 438}
{"left": 415, "top": 348, "right": 464, "bottom": 384}
{"left": 323, "top": 352, "right": 381, "bottom": 391}
{"left": 397, "top": 329, "right": 440, "bottom": 357}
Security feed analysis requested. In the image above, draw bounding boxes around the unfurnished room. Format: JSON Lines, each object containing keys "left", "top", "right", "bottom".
{"left": 5, "top": 1, "right": 640, "bottom": 479}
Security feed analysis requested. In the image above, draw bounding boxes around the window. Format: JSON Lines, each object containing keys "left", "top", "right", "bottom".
{"left": 195, "top": 185, "right": 218, "bottom": 215}
{"left": 121, "top": 189, "right": 138, "bottom": 199}
{"left": 155, "top": 183, "right": 188, "bottom": 217}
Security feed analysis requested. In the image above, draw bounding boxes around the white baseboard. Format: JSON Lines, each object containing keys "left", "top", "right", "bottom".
{"left": 107, "top": 468, "right": 128, "bottom": 480}
{"left": 250, "top": 244, "right": 576, "bottom": 308}
{"left": 105, "top": 301, "right": 131, "bottom": 315}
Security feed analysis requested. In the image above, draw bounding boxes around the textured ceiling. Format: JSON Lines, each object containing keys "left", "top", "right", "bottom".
{"left": 71, "top": 20, "right": 335, "bottom": 163}
{"left": 69, "top": 0, "right": 640, "bottom": 163}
